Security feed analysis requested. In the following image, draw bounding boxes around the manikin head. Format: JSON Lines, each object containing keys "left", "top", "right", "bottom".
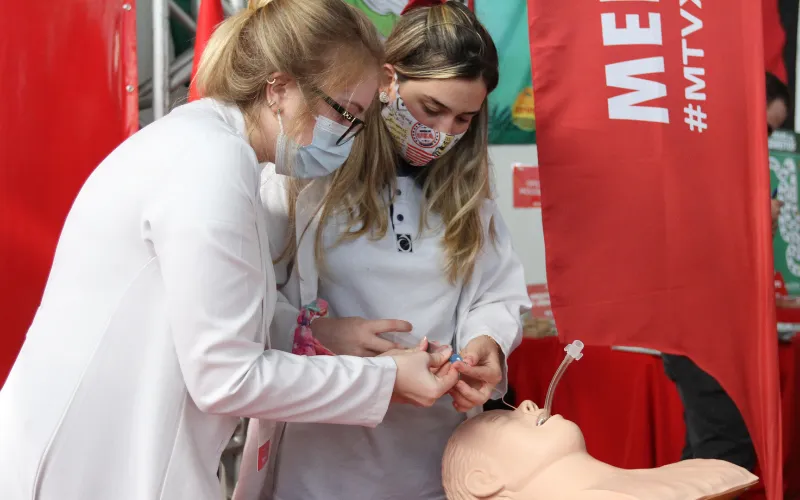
{"left": 442, "top": 401, "right": 759, "bottom": 500}
{"left": 442, "top": 401, "right": 586, "bottom": 499}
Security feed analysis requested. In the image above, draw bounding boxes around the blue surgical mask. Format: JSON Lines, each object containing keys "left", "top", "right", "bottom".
{"left": 274, "top": 112, "right": 353, "bottom": 178}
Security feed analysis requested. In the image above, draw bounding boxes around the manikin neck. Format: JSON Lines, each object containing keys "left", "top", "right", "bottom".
{"left": 508, "top": 451, "right": 621, "bottom": 500}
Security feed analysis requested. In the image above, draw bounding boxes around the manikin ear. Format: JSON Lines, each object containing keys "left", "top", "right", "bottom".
{"left": 264, "top": 72, "right": 293, "bottom": 111}
{"left": 464, "top": 469, "right": 505, "bottom": 498}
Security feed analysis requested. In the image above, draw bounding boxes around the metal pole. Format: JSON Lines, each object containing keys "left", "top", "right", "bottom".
{"left": 153, "top": 0, "right": 170, "bottom": 120}
{"left": 228, "top": 0, "right": 247, "bottom": 12}
{"left": 169, "top": 1, "right": 197, "bottom": 32}
{"left": 222, "top": 0, "right": 239, "bottom": 16}
{"left": 138, "top": 49, "right": 195, "bottom": 108}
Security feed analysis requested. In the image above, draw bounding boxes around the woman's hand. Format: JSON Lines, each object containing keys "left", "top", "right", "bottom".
{"left": 310, "top": 317, "right": 412, "bottom": 357}
{"left": 389, "top": 339, "right": 460, "bottom": 407}
{"left": 450, "top": 335, "right": 504, "bottom": 413}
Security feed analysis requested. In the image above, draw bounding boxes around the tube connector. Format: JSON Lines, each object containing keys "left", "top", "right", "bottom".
{"left": 564, "top": 340, "right": 584, "bottom": 360}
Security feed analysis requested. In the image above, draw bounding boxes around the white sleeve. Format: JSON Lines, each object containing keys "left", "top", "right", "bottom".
{"left": 145, "top": 138, "right": 395, "bottom": 426}
{"left": 270, "top": 291, "right": 300, "bottom": 353}
{"left": 259, "top": 167, "right": 302, "bottom": 354}
{"left": 458, "top": 202, "right": 530, "bottom": 399}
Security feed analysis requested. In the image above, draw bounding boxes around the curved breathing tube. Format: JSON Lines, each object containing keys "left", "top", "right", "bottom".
{"left": 536, "top": 340, "right": 584, "bottom": 426}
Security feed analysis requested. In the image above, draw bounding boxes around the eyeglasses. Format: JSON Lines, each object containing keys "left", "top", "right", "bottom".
{"left": 321, "top": 94, "right": 365, "bottom": 145}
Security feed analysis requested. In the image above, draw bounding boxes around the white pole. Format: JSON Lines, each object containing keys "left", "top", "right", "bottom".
{"left": 153, "top": 0, "right": 170, "bottom": 120}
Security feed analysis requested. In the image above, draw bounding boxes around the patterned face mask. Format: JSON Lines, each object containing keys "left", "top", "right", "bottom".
{"left": 380, "top": 75, "right": 465, "bottom": 166}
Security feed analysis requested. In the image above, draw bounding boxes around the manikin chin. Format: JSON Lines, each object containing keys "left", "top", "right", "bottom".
{"left": 442, "top": 401, "right": 758, "bottom": 500}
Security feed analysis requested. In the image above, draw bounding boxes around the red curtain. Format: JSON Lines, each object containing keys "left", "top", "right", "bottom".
{"left": 0, "top": 0, "right": 138, "bottom": 385}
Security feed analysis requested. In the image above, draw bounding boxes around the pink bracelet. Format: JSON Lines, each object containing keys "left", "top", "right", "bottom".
{"left": 291, "top": 299, "right": 334, "bottom": 356}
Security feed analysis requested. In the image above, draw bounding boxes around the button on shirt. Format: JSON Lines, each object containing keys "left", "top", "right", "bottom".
{"left": 273, "top": 172, "right": 464, "bottom": 500}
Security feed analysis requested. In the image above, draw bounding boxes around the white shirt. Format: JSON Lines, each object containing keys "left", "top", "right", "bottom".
{"left": 274, "top": 176, "right": 464, "bottom": 500}
{"left": 0, "top": 99, "right": 396, "bottom": 500}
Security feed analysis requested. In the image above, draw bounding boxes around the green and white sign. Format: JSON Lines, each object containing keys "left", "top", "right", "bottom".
{"left": 343, "top": 0, "right": 409, "bottom": 38}
{"left": 769, "top": 130, "right": 800, "bottom": 295}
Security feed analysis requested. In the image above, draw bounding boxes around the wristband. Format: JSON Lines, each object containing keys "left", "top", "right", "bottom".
{"left": 292, "top": 299, "right": 335, "bottom": 356}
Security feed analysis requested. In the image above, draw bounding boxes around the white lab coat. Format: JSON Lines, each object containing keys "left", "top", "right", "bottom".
{"left": 232, "top": 169, "right": 530, "bottom": 499}
{"left": 0, "top": 99, "right": 397, "bottom": 500}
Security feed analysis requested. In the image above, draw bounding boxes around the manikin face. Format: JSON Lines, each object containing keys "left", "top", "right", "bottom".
{"left": 489, "top": 401, "right": 586, "bottom": 479}
{"left": 459, "top": 401, "right": 587, "bottom": 497}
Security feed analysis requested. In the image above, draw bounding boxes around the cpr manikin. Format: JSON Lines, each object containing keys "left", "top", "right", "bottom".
{"left": 442, "top": 342, "right": 758, "bottom": 500}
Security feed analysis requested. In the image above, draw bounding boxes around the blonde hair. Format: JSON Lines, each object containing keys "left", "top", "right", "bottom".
{"left": 195, "top": 0, "right": 384, "bottom": 130}
{"left": 280, "top": 0, "right": 499, "bottom": 284}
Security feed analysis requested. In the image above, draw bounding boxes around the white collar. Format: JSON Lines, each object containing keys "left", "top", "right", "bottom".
{"left": 210, "top": 99, "right": 248, "bottom": 140}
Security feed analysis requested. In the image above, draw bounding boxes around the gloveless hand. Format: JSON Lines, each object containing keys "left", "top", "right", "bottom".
{"left": 310, "top": 317, "right": 412, "bottom": 357}
{"left": 451, "top": 335, "right": 504, "bottom": 413}
{"left": 388, "top": 339, "right": 459, "bottom": 407}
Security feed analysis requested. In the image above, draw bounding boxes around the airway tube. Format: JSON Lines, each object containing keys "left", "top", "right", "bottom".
{"left": 537, "top": 341, "right": 584, "bottom": 426}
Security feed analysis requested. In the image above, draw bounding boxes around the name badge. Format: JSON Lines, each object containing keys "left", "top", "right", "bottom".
{"left": 257, "top": 419, "right": 277, "bottom": 472}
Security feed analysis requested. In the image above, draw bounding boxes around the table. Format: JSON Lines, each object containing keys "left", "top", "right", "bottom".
{"left": 507, "top": 337, "right": 800, "bottom": 499}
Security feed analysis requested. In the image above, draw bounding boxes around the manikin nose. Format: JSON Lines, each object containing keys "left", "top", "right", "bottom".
{"left": 519, "top": 400, "right": 539, "bottom": 414}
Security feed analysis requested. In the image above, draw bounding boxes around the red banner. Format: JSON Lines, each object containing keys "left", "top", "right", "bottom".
{"left": 0, "top": 1, "right": 138, "bottom": 385}
{"left": 513, "top": 163, "right": 542, "bottom": 208}
{"left": 528, "top": 0, "right": 781, "bottom": 497}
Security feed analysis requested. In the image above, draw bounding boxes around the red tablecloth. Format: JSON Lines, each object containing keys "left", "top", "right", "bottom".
{"left": 508, "top": 337, "right": 800, "bottom": 499}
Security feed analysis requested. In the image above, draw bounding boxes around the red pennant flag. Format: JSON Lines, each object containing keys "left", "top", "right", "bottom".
{"left": 188, "top": 0, "right": 225, "bottom": 102}
{"left": 762, "top": 0, "right": 787, "bottom": 83}
{"left": 401, "top": 0, "right": 445, "bottom": 15}
{"left": 528, "top": 0, "right": 782, "bottom": 498}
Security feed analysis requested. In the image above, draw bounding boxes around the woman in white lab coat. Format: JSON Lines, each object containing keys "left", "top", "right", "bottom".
{"left": 0, "top": 1, "right": 460, "bottom": 499}
{"left": 253, "top": 2, "right": 531, "bottom": 499}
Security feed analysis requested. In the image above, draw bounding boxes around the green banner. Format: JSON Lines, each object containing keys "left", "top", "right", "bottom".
{"left": 475, "top": 0, "right": 535, "bottom": 144}
{"left": 343, "top": 0, "right": 407, "bottom": 38}
{"left": 769, "top": 130, "right": 800, "bottom": 295}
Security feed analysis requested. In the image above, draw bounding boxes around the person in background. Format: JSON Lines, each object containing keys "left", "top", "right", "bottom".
{"left": 247, "top": 1, "right": 529, "bottom": 499}
{"left": 766, "top": 71, "right": 791, "bottom": 135}
{"left": 767, "top": 72, "right": 790, "bottom": 236}
{"left": 0, "top": 2, "right": 461, "bottom": 499}
{"left": 661, "top": 72, "right": 792, "bottom": 473}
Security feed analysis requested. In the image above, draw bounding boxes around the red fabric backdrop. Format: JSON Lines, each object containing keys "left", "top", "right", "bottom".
{"left": 0, "top": 1, "right": 138, "bottom": 385}
{"left": 509, "top": 337, "right": 800, "bottom": 499}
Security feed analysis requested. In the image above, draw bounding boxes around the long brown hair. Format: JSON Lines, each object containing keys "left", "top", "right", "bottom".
{"left": 279, "top": 1, "right": 499, "bottom": 284}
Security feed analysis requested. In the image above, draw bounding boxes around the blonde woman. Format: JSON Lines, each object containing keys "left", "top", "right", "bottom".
{"left": 0, "top": 2, "right": 461, "bottom": 499}
{"left": 257, "top": 1, "right": 530, "bottom": 498}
